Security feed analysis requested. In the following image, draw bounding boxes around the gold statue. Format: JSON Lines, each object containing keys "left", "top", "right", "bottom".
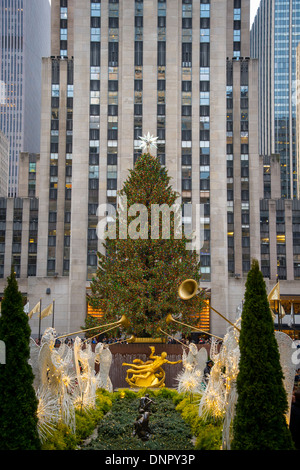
{"left": 122, "top": 346, "right": 182, "bottom": 388}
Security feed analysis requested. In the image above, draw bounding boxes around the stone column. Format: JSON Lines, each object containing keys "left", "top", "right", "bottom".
{"left": 3, "top": 198, "right": 13, "bottom": 277}
{"left": 98, "top": 0, "right": 109, "bottom": 255}
{"left": 67, "top": 0, "right": 90, "bottom": 333}
{"left": 192, "top": 1, "right": 200, "bottom": 230}
{"left": 36, "top": 58, "right": 52, "bottom": 277}
{"left": 20, "top": 198, "right": 30, "bottom": 278}
{"left": 55, "top": 59, "right": 68, "bottom": 276}
{"left": 269, "top": 200, "right": 277, "bottom": 281}
{"left": 118, "top": 0, "right": 135, "bottom": 189}
{"left": 285, "top": 200, "right": 294, "bottom": 281}
{"left": 165, "top": 0, "right": 181, "bottom": 194}
{"left": 209, "top": 0, "right": 229, "bottom": 336}
{"left": 142, "top": 0, "right": 158, "bottom": 141}
{"left": 248, "top": 59, "right": 261, "bottom": 264}
{"left": 233, "top": 61, "right": 242, "bottom": 276}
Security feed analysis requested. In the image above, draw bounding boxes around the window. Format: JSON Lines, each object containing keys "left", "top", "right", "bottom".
{"left": 135, "top": 41, "right": 143, "bottom": 66}
{"left": 108, "top": 43, "right": 118, "bottom": 66}
{"left": 200, "top": 43, "right": 210, "bottom": 67}
{"left": 91, "top": 3, "right": 101, "bottom": 17}
{"left": 91, "top": 42, "right": 100, "bottom": 66}
{"left": 157, "top": 42, "right": 166, "bottom": 66}
{"left": 182, "top": 43, "right": 192, "bottom": 67}
{"left": 60, "top": 7, "right": 68, "bottom": 19}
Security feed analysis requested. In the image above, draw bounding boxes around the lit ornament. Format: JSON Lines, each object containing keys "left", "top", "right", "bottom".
{"left": 138, "top": 132, "right": 159, "bottom": 154}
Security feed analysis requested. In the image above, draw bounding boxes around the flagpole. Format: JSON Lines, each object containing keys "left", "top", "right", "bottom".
{"left": 275, "top": 276, "right": 280, "bottom": 331}
{"left": 52, "top": 299, "right": 55, "bottom": 328}
{"left": 38, "top": 299, "right": 42, "bottom": 344}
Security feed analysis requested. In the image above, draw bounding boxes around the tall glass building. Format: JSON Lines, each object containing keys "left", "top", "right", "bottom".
{"left": 251, "top": 0, "right": 300, "bottom": 199}
{"left": 0, "top": 0, "right": 51, "bottom": 196}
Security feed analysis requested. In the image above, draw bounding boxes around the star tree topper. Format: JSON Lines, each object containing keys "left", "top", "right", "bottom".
{"left": 139, "top": 132, "right": 159, "bottom": 155}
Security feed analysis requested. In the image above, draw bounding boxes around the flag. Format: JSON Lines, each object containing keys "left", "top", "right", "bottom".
{"left": 279, "top": 302, "right": 285, "bottom": 319}
{"left": 23, "top": 301, "right": 29, "bottom": 314}
{"left": 28, "top": 301, "right": 41, "bottom": 319}
{"left": 268, "top": 281, "right": 280, "bottom": 303}
{"left": 40, "top": 302, "right": 53, "bottom": 319}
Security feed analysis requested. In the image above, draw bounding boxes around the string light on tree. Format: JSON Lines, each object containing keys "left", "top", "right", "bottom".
{"left": 88, "top": 151, "right": 204, "bottom": 339}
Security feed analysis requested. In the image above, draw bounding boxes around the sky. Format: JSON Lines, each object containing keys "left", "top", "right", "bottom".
{"left": 250, "top": 0, "right": 261, "bottom": 26}
{"left": 47, "top": 0, "right": 260, "bottom": 27}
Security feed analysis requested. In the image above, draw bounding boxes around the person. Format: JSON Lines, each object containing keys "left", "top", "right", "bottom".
{"left": 290, "top": 389, "right": 300, "bottom": 450}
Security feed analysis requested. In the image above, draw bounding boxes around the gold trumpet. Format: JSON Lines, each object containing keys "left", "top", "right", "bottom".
{"left": 57, "top": 314, "right": 130, "bottom": 339}
{"left": 178, "top": 279, "right": 240, "bottom": 333}
{"left": 178, "top": 279, "right": 199, "bottom": 300}
{"left": 165, "top": 313, "right": 223, "bottom": 341}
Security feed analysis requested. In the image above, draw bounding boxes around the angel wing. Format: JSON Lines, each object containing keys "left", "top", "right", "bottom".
{"left": 275, "top": 331, "right": 296, "bottom": 424}
{"left": 38, "top": 342, "right": 60, "bottom": 393}
{"left": 29, "top": 338, "right": 41, "bottom": 390}
{"left": 73, "top": 337, "right": 85, "bottom": 391}
{"left": 209, "top": 337, "right": 220, "bottom": 362}
{"left": 182, "top": 348, "right": 188, "bottom": 367}
{"left": 185, "top": 343, "right": 198, "bottom": 365}
{"left": 195, "top": 347, "right": 208, "bottom": 374}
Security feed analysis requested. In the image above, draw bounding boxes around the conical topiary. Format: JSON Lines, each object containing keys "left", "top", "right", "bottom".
{"left": 0, "top": 269, "right": 41, "bottom": 450}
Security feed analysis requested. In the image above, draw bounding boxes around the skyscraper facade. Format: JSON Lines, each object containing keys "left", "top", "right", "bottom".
{"left": 32, "top": 0, "right": 261, "bottom": 337}
{"left": 0, "top": 129, "right": 9, "bottom": 197}
{"left": 251, "top": 0, "right": 300, "bottom": 199}
{"left": 0, "top": 0, "right": 51, "bottom": 196}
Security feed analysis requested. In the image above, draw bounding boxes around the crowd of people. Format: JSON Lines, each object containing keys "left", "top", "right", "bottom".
{"left": 49, "top": 334, "right": 215, "bottom": 347}
{"left": 166, "top": 335, "right": 213, "bottom": 345}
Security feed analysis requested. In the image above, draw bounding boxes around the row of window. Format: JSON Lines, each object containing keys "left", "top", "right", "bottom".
{"left": 0, "top": 198, "right": 38, "bottom": 278}
{"left": 226, "top": 59, "right": 251, "bottom": 275}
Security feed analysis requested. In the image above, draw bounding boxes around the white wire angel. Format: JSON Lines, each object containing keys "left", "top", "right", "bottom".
{"left": 29, "top": 328, "right": 77, "bottom": 435}
{"left": 73, "top": 337, "right": 97, "bottom": 410}
{"left": 199, "top": 323, "right": 240, "bottom": 433}
{"left": 38, "top": 328, "right": 61, "bottom": 394}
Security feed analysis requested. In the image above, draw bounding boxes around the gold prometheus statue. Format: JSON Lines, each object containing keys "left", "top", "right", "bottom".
{"left": 122, "top": 346, "right": 181, "bottom": 388}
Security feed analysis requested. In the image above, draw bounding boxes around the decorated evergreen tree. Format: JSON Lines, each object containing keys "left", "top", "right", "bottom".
{"left": 88, "top": 152, "right": 204, "bottom": 338}
{"left": 0, "top": 269, "right": 41, "bottom": 450}
{"left": 231, "top": 259, "right": 294, "bottom": 450}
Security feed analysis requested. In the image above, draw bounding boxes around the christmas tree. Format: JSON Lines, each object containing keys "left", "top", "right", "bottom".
{"left": 88, "top": 152, "right": 204, "bottom": 339}
{"left": 0, "top": 269, "right": 41, "bottom": 450}
{"left": 231, "top": 259, "right": 294, "bottom": 450}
